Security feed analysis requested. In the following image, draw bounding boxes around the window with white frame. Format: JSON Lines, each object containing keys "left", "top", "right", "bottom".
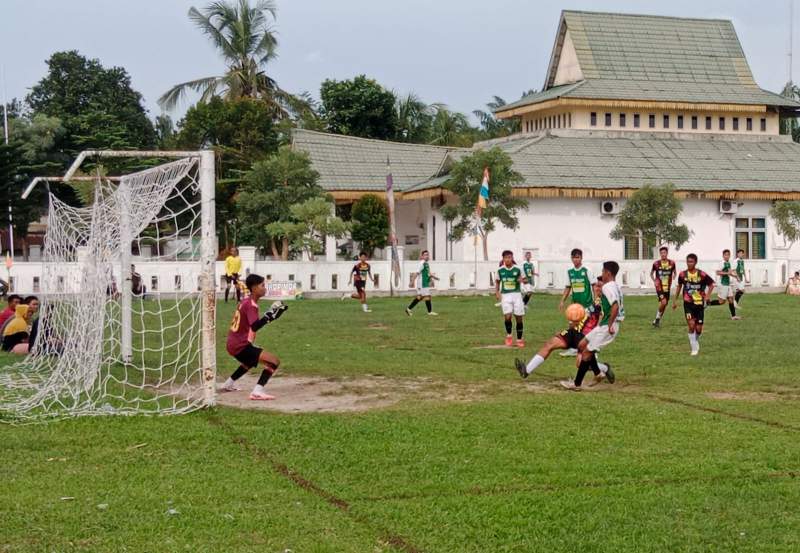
{"left": 623, "top": 231, "right": 656, "bottom": 260}
{"left": 735, "top": 217, "right": 766, "bottom": 259}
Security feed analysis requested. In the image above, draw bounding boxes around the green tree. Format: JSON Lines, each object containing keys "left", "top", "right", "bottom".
{"left": 780, "top": 82, "right": 800, "bottom": 141}
{"left": 174, "top": 96, "right": 279, "bottom": 243}
{"left": 158, "top": 0, "right": 304, "bottom": 119}
{"left": 429, "top": 104, "right": 477, "bottom": 147}
{"left": 350, "top": 194, "right": 389, "bottom": 255}
{"left": 235, "top": 148, "right": 325, "bottom": 258}
{"left": 770, "top": 201, "right": 800, "bottom": 245}
{"left": 27, "top": 50, "right": 156, "bottom": 162}
{"left": 473, "top": 96, "right": 521, "bottom": 139}
{"left": 1, "top": 113, "right": 68, "bottom": 257}
{"left": 441, "top": 148, "right": 526, "bottom": 260}
{"left": 266, "top": 197, "right": 348, "bottom": 261}
{"left": 395, "top": 93, "right": 433, "bottom": 143}
{"left": 320, "top": 75, "right": 398, "bottom": 139}
{"left": 609, "top": 184, "right": 691, "bottom": 250}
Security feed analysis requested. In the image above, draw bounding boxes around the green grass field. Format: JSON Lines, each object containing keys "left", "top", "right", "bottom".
{"left": 3, "top": 292, "right": 800, "bottom": 552}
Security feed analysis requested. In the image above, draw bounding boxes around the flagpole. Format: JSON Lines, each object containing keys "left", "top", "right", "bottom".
{"left": 2, "top": 65, "right": 11, "bottom": 262}
{"left": 385, "top": 157, "right": 400, "bottom": 297}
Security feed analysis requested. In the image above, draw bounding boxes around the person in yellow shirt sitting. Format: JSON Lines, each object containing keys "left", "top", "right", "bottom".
{"left": 224, "top": 247, "right": 243, "bottom": 303}
{"left": 2, "top": 304, "right": 31, "bottom": 354}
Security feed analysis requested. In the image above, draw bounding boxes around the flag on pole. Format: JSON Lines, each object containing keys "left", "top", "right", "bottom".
{"left": 386, "top": 157, "right": 401, "bottom": 288}
{"left": 476, "top": 167, "right": 490, "bottom": 217}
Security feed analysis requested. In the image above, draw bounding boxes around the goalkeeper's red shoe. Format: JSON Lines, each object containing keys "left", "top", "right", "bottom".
{"left": 516, "top": 339, "right": 525, "bottom": 348}
{"left": 504, "top": 336, "right": 513, "bottom": 347}
{"left": 249, "top": 392, "right": 276, "bottom": 401}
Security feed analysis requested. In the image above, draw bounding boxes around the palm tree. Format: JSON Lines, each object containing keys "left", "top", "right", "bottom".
{"left": 159, "top": 0, "right": 300, "bottom": 118}
{"left": 428, "top": 104, "right": 476, "bottom": 147}
{"left": 395, "top": 93, "right": 433, "bottom": 143}
{"left": 473, "top": 96, "right": 521, "bottom": 138}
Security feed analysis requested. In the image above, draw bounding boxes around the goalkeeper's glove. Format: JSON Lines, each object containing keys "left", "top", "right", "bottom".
{"left": 263, "top": 301, "right": 289, "bottom": 322}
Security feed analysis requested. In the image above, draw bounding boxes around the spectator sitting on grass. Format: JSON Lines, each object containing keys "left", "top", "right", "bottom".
{"left": 0, "top": 294, "right": 22, "bottom": 329}
{"left": 787, "top": 271, "right": 800, "bottom": 296}
{"left": 2, "top": 304, "right": 31, "bottom": 355}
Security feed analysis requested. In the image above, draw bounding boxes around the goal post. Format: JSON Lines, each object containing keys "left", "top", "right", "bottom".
{"left": 2, "top": 150, "right": 217, "bottom": 422}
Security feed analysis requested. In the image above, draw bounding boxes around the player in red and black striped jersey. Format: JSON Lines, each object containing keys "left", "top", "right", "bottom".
{"left": 650, "top": 246, "right": 676, "bottom": 328}
{"left": 342, "top": 251, "right": 377, "bottom": 313}
{"left": 515, "top": 278, "right": 610, "bottom": 383}
{"left": 672, "top": 253, "right": 715, "bottom": 356}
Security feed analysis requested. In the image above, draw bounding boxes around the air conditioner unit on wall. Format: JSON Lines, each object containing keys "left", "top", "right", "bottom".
{"left": 600, "top": 200, "right": 621, "bottom": 215}
{"left": 719, "top": 199, "right": 738, "bottom": 214}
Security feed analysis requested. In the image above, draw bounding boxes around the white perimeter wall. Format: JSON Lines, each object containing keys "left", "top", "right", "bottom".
{"left": 6, "top": 199, "right": 799, "bottom": 295}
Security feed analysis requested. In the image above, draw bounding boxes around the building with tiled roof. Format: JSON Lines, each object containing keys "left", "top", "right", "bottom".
{"left": 294, "top": 10, "right": 800, "bottom": 286}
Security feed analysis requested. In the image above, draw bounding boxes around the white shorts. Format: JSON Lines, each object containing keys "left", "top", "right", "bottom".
{"left": 735, "top": 280, "right": 745, "bottom": 292}
{"left": 416, "top": 287, "right": 431, "bottom": 297}
{"left": 584, "top": 324, "right": 619, "bottom": 352}
{"left": 717, "top": 285, "right": 733, "bottom": 298}
{"left": 501, "top": 292, "right": 525, "bottom": 316}
{"left": 522, "top": 283, "right": 534, "bottom": 294}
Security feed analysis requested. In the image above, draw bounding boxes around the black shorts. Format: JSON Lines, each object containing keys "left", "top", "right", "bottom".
{"left": 556, "top": 327, "right": 585, "bottom": 350}
{"left": 683, "top": 302, "right": 705, "bottom": 324}
{"left": 233, "top": 343, "right": 263, "bottom": 368}
{"left": 1, "top": 331, "right": 28, "bottom": 352}
{"left": 354, "top": 280, "right": 366, "bottom": 291}
{"left": 657, "top": 290, "right": 670, "bottom": 302}
{"left": 225, "top": 273, "right": 240, "bottom": 284}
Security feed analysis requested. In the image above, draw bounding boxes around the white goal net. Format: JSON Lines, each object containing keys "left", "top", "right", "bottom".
{"left": 0, "top": 151, "right": 217, "bottom": 422}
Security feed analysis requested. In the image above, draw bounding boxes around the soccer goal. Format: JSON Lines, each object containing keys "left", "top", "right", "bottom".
{"left": 0, "top": 150, "right": 217, "bottom": 422}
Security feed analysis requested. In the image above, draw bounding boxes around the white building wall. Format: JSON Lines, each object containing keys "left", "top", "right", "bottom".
{"left": 447, "top": 197, "right": 800, "bottom": 287}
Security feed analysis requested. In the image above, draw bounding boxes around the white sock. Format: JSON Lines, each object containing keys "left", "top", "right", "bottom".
{"left": 526, "top": 354, "right": 545, "bottom": 374}
{"left": 597, "top": 361, "right": 608, "bottom": 374}
{"left": 252, "top": 384, "right": 265, "bottom": 395}
{"left": 362, "top": 304, "right": 368, "bottom": 312}
{"left": 223, "top": 377, "right": 235, "bottom": 388}
{"left": 655, "top": 310, "right": 661, "bottom": 320}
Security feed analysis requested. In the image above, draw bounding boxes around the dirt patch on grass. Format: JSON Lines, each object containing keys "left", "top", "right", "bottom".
{"left": 214, "top": 374, "right": 552, "bottom": 413}
{"left": 706, "top": 391, "right": 785, "bottom": 402}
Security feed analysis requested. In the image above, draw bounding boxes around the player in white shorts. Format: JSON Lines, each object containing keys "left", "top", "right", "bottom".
{"left": 495, "top": 250, "right": 527, "bottom": 348}
{"left": 405, "top": 250, "right": 439, "bottom": 316}
{"left": 561, "top": 261, "right": 623, "bottom": 390}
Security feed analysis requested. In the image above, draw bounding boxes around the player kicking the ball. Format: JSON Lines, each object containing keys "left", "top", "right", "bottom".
{"left": 496, "top": 250, "right": 527, "bottom": 347}
{"left": 515, "top": 278, "right": 610, "bottom": 381}
{"left": 650, "top": 246, "right": 676, "bottom": 327}
{"left": 220, "top": 274, "right": 288, "bottom": 400}
{"left": 672, "top": 253, "right": 715, "bottom": 356}
{"left": 561, "top": 261, "right": 623, "bottom": 390}
{"left": 406, "top": 250, "right": 439, "bottom": 316}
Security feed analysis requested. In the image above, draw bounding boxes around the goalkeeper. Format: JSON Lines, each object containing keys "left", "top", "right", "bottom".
{"left": 221, "top": 273, "right": 289, "bottom": 400}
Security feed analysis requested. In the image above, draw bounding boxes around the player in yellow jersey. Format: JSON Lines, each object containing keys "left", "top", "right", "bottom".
{"left": 224, "top": 247, "right": 243, "bottom": 303}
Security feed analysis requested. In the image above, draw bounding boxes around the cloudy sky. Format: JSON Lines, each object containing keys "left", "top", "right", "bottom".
{"left": 1, "top": 0, "right": 797, "bottom": 121}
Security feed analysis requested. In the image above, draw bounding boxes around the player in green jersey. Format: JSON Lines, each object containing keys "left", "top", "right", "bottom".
{"left": 495, "top": 249, "right": 527, "bottom": 347}
{"left": 733, "top": 248, "right": 748, "bottom": 308}
{"left": 521, "top": 251, "right": 539, "bottom": 312}
{"left": 406, "top": 250, "right": 439, "bottom": 316}
{"left": 707, "top": 249, "right": 740, "bottom": 320}
{"left": 558, "top": 248, "right": 595, "bottom": 355}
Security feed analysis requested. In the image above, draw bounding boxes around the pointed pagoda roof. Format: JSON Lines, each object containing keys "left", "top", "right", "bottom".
{"left": 497, "top": 10, "right": 800, "bottom": 115}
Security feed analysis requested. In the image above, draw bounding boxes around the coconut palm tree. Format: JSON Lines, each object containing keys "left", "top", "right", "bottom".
{"left": 159, "top": 0, "right": 299, "bottom": 118}
{"left": 395, "top": 93, "right": 433, "bottom": 143}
